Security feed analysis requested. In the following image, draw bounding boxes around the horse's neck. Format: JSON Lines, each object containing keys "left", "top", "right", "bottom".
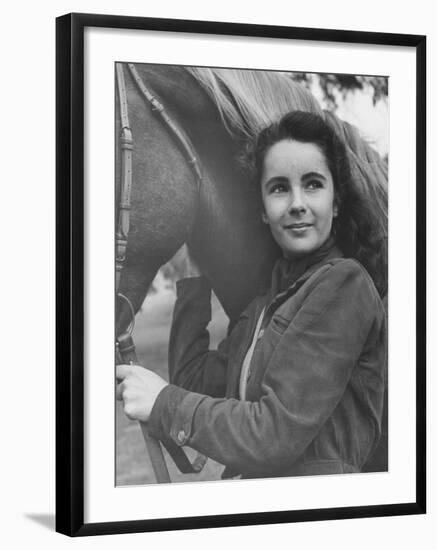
{"left": 119, "top": 64, "right": 278, "bottom": 323}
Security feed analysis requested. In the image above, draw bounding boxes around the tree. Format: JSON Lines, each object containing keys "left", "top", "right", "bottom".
{"left": 289, "top": 73, "right": 388, "bottom": 111}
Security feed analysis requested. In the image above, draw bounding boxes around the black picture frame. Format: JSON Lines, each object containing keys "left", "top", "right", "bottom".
{"left": 56, "top": 12, "right": 426, "bottom": 537}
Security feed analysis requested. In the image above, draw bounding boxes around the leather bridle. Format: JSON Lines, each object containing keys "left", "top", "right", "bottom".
{"left": 115, "top": 63, "right": 206, "bottom": 482}
{"left": 115, "top": 62, "right": 203, "bottom": 331}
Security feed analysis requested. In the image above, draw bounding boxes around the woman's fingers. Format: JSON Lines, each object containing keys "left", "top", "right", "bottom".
{"left": 116, "top": 363, "right": 132, "bottom": 381}
{"left": 114, "top": 364, "right": 169, "bottom": 422}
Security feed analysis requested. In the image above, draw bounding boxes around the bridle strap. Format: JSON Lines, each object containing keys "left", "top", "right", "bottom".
{"left": 115, "top": 62, "right": 203, "bottom": 294}
{"left": 127, "top": 63, "right": 202, "bottom": 192}
{"left": 114, "top": 63, "right": 207, "bottom": 479}
{"left": 115, "top": 63, "right": 133, "bottom": 294}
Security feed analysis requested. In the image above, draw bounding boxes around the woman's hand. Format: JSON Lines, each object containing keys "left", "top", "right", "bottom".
{"left": 116, "top": 365, "right": 168, "bottom": 423}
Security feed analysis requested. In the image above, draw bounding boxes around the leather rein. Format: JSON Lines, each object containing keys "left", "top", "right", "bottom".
{"left": 115, "top": 63, "right": 206, "bottom": 482}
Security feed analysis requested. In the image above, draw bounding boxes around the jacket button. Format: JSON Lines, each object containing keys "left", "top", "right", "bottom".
{"left": 257, "top": 329, "right": 265, "bottom": 340}
{"left": 177, "top": 430, "right": 186, "bottom": 444}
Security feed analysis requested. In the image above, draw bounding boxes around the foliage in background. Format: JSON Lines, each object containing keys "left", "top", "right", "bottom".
{"left": 289, "top": 73, "right": 388, "bottom": 111}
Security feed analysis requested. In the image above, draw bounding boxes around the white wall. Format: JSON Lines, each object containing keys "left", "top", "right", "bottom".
{"left": 2, "top": 0, "right": 434, "bottom": 547}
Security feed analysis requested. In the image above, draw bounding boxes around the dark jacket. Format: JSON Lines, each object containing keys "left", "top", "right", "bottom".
{"left": 148, "top": 248, "right": 387, "bottom": 479}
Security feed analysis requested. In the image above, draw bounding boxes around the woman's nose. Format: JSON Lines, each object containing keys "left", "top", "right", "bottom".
{"left": 288, "top": 190, "right": 307, "bottom": 214}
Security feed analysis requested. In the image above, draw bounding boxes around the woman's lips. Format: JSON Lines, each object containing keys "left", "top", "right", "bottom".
{"left": 284, "top": 222, "right": 313, "bottom": 234}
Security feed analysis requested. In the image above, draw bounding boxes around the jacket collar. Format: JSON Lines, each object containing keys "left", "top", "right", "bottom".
{"left": 268, "top": 237, "right": 343, "bottom": 301}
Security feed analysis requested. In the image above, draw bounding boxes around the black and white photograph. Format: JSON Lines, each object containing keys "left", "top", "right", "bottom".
{"left": 54, "top": 12, "right": 426, "bottom": 537}
{"left": 114, "top": 63, "right": 389, "bottom": 486}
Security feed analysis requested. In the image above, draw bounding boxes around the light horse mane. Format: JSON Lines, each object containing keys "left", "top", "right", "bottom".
{"left": 186, "top": 67, "right": 387, "bottom": 235}
{"left": 187, "top": 67, "right": 323, "bottom": 139}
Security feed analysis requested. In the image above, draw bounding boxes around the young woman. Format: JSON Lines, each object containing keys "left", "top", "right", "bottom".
{"left": 116, "top": 111, "right": 387, "bottom": 479}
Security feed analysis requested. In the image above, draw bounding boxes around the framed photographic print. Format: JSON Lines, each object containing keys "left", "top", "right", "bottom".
{"left": 56, "top": 12, "right": 426, "bottom": 536}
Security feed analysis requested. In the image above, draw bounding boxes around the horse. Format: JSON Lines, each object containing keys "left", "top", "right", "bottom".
{"left": 115, "top": 63, "right": 388, "bottom": 335}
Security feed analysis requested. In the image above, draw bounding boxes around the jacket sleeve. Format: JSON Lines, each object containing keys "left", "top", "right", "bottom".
{"left": 167, "top": 276, "right": 231, "bottom": 398}
{"left": 149, "top": 261, "right": 380, "bottom": 475}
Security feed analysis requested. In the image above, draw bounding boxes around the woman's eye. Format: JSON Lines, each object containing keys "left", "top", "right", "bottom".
{"left": 270, "top": 183, "right": 287, "bottom": 194}
{"left": 306, "top": 180, "right": 323, "bottom": 190}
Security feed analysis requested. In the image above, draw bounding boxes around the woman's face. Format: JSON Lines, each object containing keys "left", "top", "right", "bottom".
{"left": 260, "top": 139, "right": 337, "bottom": 259}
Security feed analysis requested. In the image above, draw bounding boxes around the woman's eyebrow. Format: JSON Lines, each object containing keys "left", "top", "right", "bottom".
{"left": 302, "top": 171, "right": 327, "bottom": 181}
{"left": 263, "top": 175, "right": 288, "bottom": 187}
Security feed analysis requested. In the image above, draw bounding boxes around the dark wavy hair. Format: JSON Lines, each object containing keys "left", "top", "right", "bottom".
{"left": 244, "top": 111, "right": 387, "bottom": 297}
